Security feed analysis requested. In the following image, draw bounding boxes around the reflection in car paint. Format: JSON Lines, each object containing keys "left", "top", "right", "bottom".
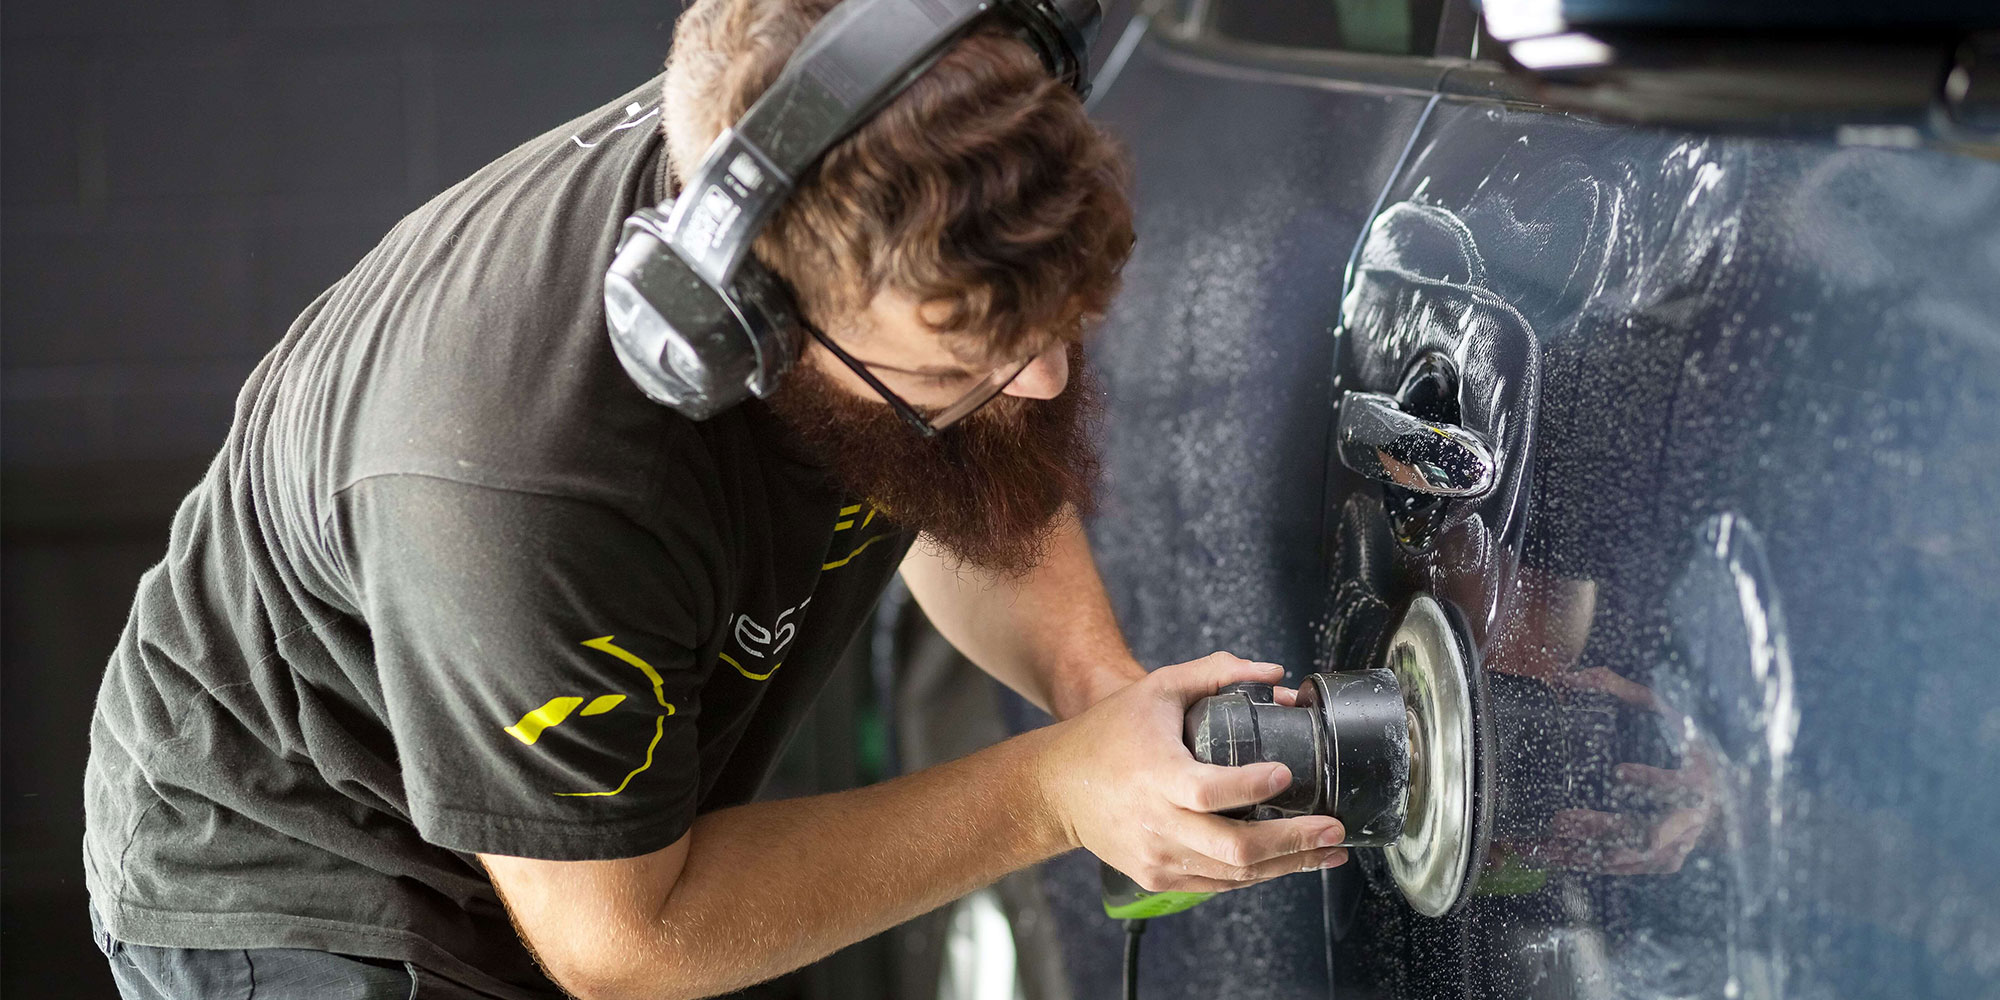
{"left": 1658, "top": 512, "right": 1796, "bottom": 1000}
{"left": 1049, "top": 36, "right": 1443, "bottom": 998}
{"left": 1324, "top": 93, "right": 2000, "bottom": 998}
{"left": 1326, "top": 129, "right": 1801, "bottom": 998}
{"left": 1070, "top": 18, "right": 2000, "bottom": 999}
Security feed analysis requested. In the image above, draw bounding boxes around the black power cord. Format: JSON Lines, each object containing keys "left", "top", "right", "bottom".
{"left": 1121, "top": 918, "right": 1148, "bottom": 1000}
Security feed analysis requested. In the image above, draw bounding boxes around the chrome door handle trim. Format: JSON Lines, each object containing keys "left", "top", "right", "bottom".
{"left": 1335, "top": 391, "right": 1496, "bottom": 498}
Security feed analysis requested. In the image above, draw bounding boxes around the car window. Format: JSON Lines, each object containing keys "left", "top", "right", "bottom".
{"left": 1203, "top": 0, "right": 1447, "bottom": 56}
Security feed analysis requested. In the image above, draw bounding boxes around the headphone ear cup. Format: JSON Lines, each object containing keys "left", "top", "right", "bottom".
{"left": 604, "top": 210, "right": 764, "bottom": 418}
{"left": 604, "top": 0, "right": 1102, "bottom": 418}
{"left": 727, "top": 258, "right": 800, "bottom": 400}
{"left": 604, "top": 209, "right": 803, "bottom": 418}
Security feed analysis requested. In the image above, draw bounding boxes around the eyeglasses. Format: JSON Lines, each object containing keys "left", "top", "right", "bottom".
{"left": 803, "top": 322, "right": 1032, "bottom": 439}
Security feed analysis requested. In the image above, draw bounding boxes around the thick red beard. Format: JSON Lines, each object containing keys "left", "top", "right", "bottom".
{"left": 762, "top": 343, "right": 1100, "bottom": 577}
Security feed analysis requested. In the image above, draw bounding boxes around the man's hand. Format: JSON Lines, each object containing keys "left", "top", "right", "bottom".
{"left": 1037, "top": 653, "right": 1349, "bottom": 893}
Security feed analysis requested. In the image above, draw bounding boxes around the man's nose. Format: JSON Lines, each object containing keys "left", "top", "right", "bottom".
{"left": 1001, "top": 344, "right": 1070, "bottom": 400}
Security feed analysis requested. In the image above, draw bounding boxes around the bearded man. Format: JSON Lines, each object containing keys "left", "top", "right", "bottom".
{"left": 81, "top": 1, "right": 1350, "bottom": 997}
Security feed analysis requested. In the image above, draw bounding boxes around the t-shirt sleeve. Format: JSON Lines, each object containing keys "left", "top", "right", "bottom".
{"left": 337, "top": 473, "right": 714, "bottom": 861}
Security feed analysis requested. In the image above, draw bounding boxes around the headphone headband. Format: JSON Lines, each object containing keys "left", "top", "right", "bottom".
{"left": 665, "top": 0, "right": 1094, "bottom": 289}
{"left": 606, "top": 0, "right": 1103, "bottom": 418}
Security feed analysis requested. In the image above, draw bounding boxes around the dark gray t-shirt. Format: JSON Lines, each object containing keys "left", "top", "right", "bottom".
{"left": 82, "top": 75, "right": 913, "bottom": 1000}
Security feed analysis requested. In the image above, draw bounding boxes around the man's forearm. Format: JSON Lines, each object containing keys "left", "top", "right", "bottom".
{"left": 902, "top": 512, "right": 1145, "bottom": 719}
{"left": 488, "top": 658, "right": 1348, "bottom": 1000}
{"left": 603, "top": 729, "right": 1069, "bottom": 1000}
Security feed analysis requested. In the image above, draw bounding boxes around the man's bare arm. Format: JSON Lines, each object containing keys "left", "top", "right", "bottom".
{"left": 481, "top": 657, "right": 1349, "bottom": 1000}
{"left": 901, "top": 510, "right": 1145, "bottom": 720}
{"left": 484, "top": 728, "right": 1064, "bottom": 1000}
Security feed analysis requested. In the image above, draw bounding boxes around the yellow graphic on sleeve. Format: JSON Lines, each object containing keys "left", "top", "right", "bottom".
{"left": 502, "top": 694, "right": 629, "bottom": 745}
{"left": 824, "top": 501, "right": 894, "bottom": 570}
{"left": 504, "top": 697, "right": 584, "bottom": 745}
{"left": 582, "top": 693, "right": 627, "bottom": 715}
{"left": 501, "top": 636, "right": 676, "bottom": 799}
{"left": 833, "top": 502, "right": 875, "bottom": 532}
{"left": 717, "top": 651, "right": 776, "bottom": 681}
{"left": 580, "top": 636, "right": 670, "bottom": 708}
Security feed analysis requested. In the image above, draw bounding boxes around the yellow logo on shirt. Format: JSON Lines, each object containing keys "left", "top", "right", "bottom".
{"left": 824, "top": 501, "right": 893, "bottom": 570}
{"left": 502, "top": 636, "right": 676, "bottom": 798}
{"left": 503, "top": 694, "right": 628, "bottom": 745}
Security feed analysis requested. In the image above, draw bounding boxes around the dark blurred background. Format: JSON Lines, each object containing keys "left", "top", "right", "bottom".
{"left": 2, "top": 5, "right": 683, "bottom": 993}
{"left": 1, "top": 1, "right": 1133, "bottom": 995}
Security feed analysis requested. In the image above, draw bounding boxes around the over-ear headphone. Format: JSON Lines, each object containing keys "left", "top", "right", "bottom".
{"left": 603, "top": 0, "right": 1103, "bottom": 419}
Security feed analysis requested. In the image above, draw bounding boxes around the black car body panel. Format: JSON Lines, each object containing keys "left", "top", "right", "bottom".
{"left": 1056, "top": 11, "right": 2000, "bottom": 999}
{"left": 1036, "top": 26, "right": 1436, "bottom": 1000}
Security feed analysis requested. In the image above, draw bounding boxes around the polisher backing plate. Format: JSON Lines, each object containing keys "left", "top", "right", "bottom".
{"left": 1383, "top": 593, "right": 1475, "bottom": 917}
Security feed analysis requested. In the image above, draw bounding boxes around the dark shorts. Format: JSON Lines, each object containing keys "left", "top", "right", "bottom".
{"left": 89, "top": 905, "right": 499, "bottom": 1000}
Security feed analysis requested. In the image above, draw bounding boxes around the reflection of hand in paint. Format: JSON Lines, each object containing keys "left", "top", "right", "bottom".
{"left": 1474, "top": 563, "right": 1719, "bottom": 875}
{"left": 1526, "top": 668, "right": 1721, "bottom": 876}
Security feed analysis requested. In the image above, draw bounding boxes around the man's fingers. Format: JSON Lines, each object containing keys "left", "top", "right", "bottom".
{"left": 1547, "top": 808, "right": 1634, "bottom": 842}
{"left": 1151, "top": 842, "right": 1349, "bottom": 887}
{"left": 1536, "top": 807, "right": 1709, "bottom": 874}
{"left": 1520, "top": 838, "right": 1612, "bottom": 871}
{"left": 1167, "top": 760, "right": 1292, "bottom": 814}
{"left": 1224, "top": 846, "right": 1348, "bottom": 881}
{"left": 1153, "top": 653, "right": 1285, "bottom": 703}
{"left": 1614, "top": 763, "right": 1708, "bottom": 808}
{"left": 1601, "top": 813, "right": 1703, "bottom": 874}
{"left": 1134, "top": 872, "right": 1280, "bottom": 895}
{"left": 1171, "top": 812, "right": 1346, "bottom": 870}
{"left": 1554, "top": 667, "right": 1665, "bottom": 713}
{"left": 1640, "top": 804, "right": 1704, "bottom": 860}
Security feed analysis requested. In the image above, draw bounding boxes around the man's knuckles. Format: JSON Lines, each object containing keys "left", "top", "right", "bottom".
{"left": 1173, "top": 773, "right": 1229, "bottom": 813}
{"left": 1211, "top": 840, "right": 1256, "bottom": 869}
{"left": 1133, "top": 843, "right": 1175, "bottom": 874}
{"left": 1174, "top": 782, "right": 1216, "bottom": 814}
{"left": 1180, "top": 765, "right": 1284, "bottom": 813}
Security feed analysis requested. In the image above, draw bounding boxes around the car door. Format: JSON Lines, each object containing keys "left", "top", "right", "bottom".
{"left": 1322, "top": 16, "right": 2000, "bottom": 1000}
{"left": 1058, "top": 4, "right": 1465, "bottom": 997}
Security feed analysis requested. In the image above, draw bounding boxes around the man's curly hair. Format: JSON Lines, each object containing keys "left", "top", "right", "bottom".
{"left": 662, "top": 0, "right": 1135, "bottom": 362}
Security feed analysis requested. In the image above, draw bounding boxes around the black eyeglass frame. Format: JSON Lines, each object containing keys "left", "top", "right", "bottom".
{"left": 802, "top": 322, "right": 1031, "bottom": 439}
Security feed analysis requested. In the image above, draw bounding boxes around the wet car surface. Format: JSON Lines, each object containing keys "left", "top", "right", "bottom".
{"left": 1036, "top": 4, "right": 2000, "bottom": 998}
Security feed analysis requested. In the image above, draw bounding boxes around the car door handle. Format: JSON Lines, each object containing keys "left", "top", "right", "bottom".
{"left": 1335, "top": 391, "right": 1496, "bottom": 498}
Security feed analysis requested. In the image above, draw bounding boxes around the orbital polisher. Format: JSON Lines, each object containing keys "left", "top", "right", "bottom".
{"left": 1100, "top": 595, "right": 1478, "bottom": 995}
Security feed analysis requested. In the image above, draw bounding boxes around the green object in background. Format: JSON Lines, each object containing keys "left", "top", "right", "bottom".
{"left": 1102, "top": 889, "right": 1214, "bottom": 920}
{"left": 1099, "top": 863, "right": 1214, "bottom": 919}
{"left": 1472, "top": 847, "right": 1550, "bottom": 896}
